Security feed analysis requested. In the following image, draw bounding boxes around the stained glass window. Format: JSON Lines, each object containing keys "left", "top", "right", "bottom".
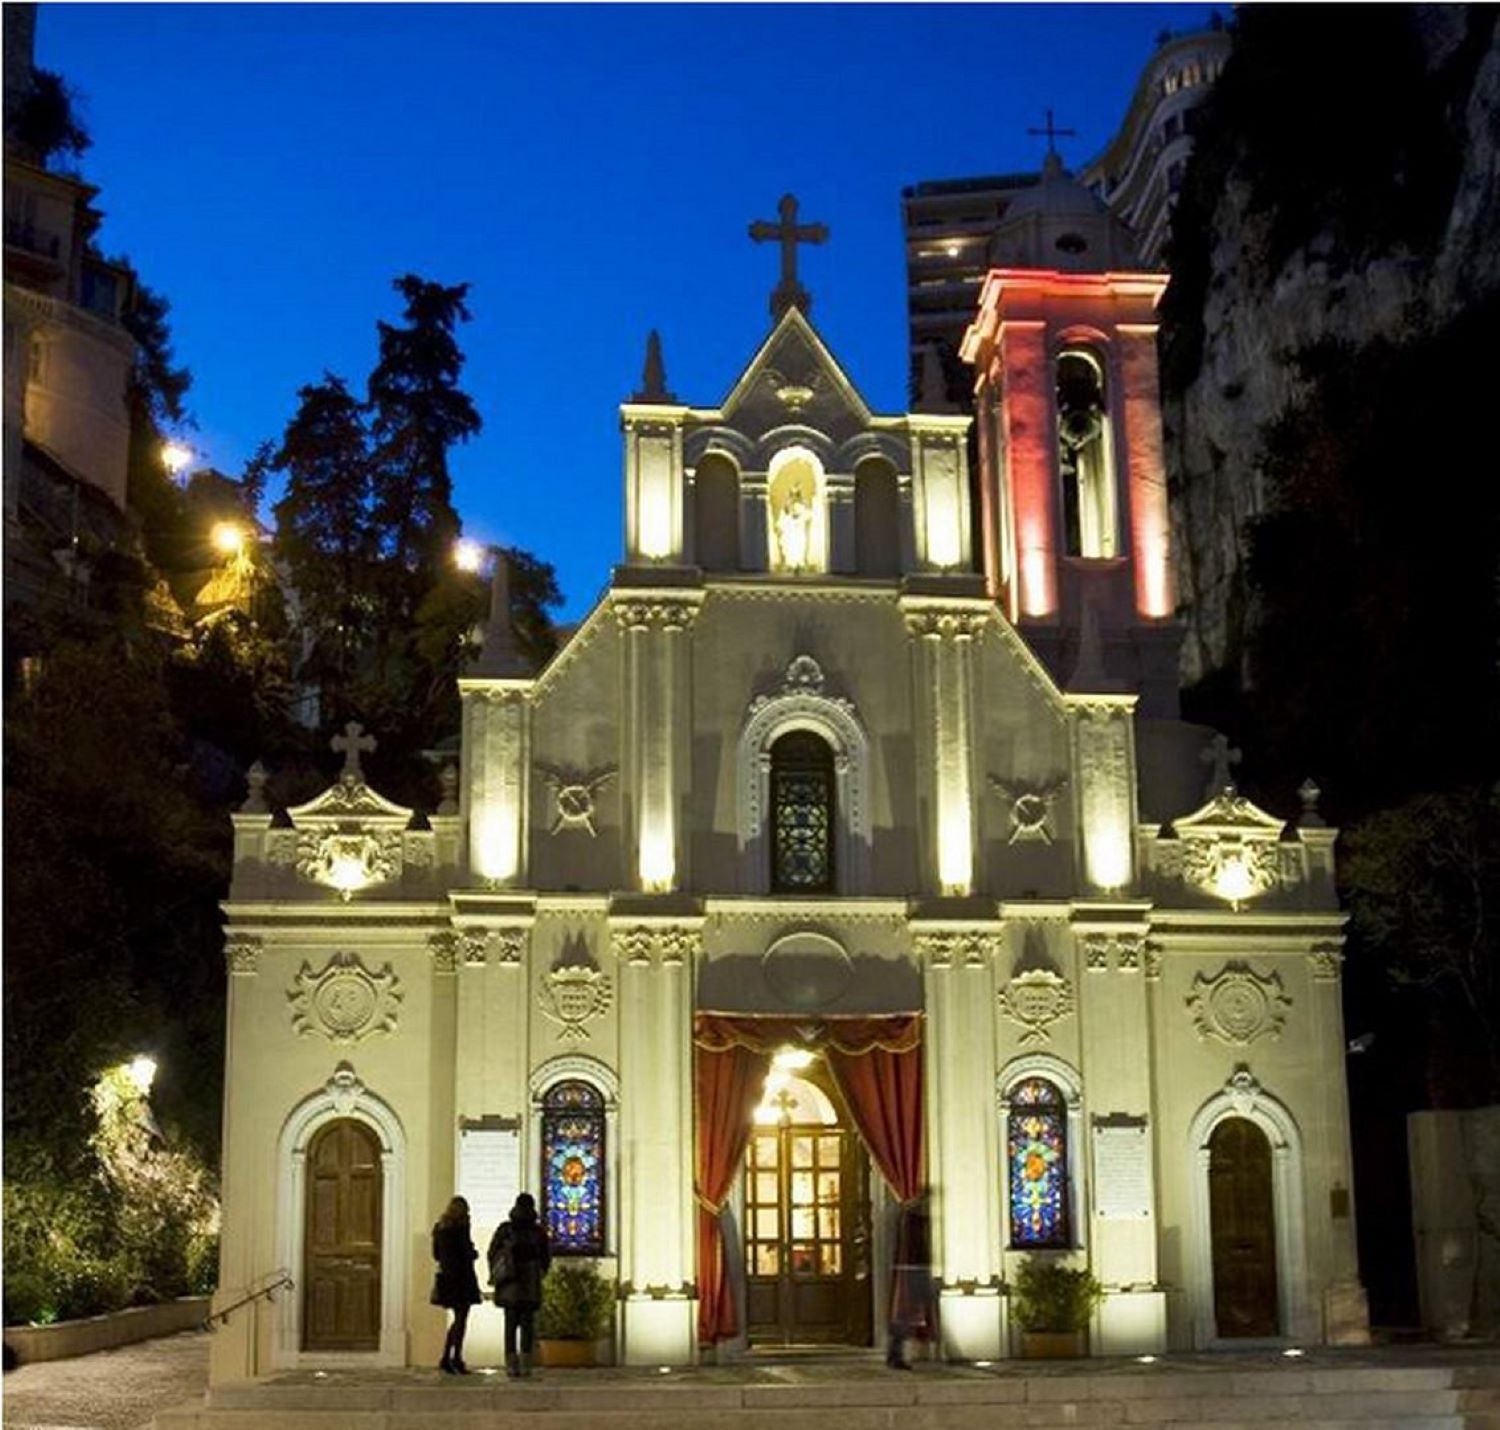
{"left": 541, "top": 1080, "right": 605, "bottom": 1255}
{"left": 771, "top": 730, "right": 835, "bottom": 893}
{"left": 1008, "top": 1077, "right": 1070, "bottom": 1248}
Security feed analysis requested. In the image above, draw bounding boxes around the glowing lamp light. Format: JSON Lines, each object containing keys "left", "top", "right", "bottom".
{"left": 946, "top": 245, "right": 960, "bottom": 258}
{"left": 1282, "top": 1347, "right": 1305, "bottom": 1359}
{"left": 772, "top": 1047, "right": 814, "bottom": 1073}
{"left": 638, "top": 826, "right": 675, "bottom": 893}
{"left": 453, "top": 538, "right": 486, "bottom": 574}
{"left": 211, "top": 521, "right": 246, "bottom": 557}
{"left": 938, "top": 804, "right": 973, "bottom": 895}
{"left": 126, "top": 1055, "right": 157, "bottom": 1095}
{"left": 1085, "top": 824, "right": 1132, "bottom": 893}
{"left": 161, "top": 441, "right": 193, "bottom": 478}
{"left": 1212, "top": 849, "right": 1256, "bottom": 908}
{"left": 325, "top": 850, "right": 371, "bottom": 896}
{"left": 1136, "top": 1354, "right": 1158, "bottom": 1365}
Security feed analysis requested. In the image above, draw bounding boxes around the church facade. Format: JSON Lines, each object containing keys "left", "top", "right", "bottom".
{"left": 211, "top": 188, "right": 1367, "bottom": 1383}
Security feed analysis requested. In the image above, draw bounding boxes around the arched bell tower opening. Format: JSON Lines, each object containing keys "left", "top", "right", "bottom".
{"left": 1056, "top": 347, "right": 1117, "bottom": 560}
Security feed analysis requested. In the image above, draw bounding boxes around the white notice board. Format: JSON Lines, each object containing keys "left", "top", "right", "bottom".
{"left": 458, "top": 1118, "right": 522, "bottom": 1232}
{"left": 1092, "top": 1117, "right": 1152, "bottom": 1219}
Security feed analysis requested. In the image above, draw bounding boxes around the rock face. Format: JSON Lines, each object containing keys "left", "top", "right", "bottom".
{"left": 1163, "top": 7, "right": 1500, "bottom": 687}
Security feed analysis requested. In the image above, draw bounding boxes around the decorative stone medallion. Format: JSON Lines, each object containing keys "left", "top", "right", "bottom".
{"left": 289, "top": 952, "right": 403, "bottom": 1045}
{"left": 538, "top": 966, "right": 613, "bottom": 1042}
{"left": 998, "top": 969, "right": 1075, "bottom": 1045}
{"left": 540, "top": 766, "right": 616, "bottom": 837}
{"left": 989, "top": 775, "right": 1068, "bottom": 845}
{"left": 761, "top": 930, "right": 854, "bottom": 1009}
{"left": 1186, "top": 962, "right": 1290, "bottom": 1046}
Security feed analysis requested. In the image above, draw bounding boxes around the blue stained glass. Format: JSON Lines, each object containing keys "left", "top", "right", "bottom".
{"left": 1008, "top": 1078, "right": 1069, "bottom": 1248}
{"left": 542, "top": 1081, "right": 605, "bottom": 1255}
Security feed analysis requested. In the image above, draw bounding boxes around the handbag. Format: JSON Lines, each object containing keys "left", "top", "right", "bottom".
{"left": 429, "top": 1272, "right": 444, "bottom": 1306}
{"left": 490, "top": 1237, "right": 515, "bottom": 1288}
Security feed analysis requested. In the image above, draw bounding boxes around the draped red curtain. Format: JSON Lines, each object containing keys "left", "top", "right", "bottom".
{"left": 693, "top": 1012, "right": 928, "bottom": 1345}
{"left": 692, "top": 1041, "right": 770, "bottom": 1345}
{"left": 826, "top": 1042, "right": 932, "bottom": 1339}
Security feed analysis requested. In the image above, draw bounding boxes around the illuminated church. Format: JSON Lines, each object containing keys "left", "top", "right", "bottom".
{"left": 211, "top": 177, "right": 1367, "bottom": 1382}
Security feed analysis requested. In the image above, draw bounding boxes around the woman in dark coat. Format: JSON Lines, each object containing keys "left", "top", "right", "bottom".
{"left": 487, "top": 1191, "right": 551, "bottom": 1378}
{"left": 431, "top": 1195, "right": 482, "bottom": 1373}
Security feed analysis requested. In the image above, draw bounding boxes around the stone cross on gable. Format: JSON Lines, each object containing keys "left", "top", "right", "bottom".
{"left": 332, "top": 721, "right": 376, "bottom": 781}
{"left": 1027, "top": 107, "right": 1077, "bottom": 158}
{"left": 748, "top": 193, "right": 829, "bottom": 322}
{"left": 1201, "top": 733, "right": 1242, "bottom": 798}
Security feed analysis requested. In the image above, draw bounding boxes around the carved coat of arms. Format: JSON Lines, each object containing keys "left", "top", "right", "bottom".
{"left": 538, "top": 966, "right": 613, "bottom": 1041}
{"left": 289, "top": 951, "right": 403, "bottom": 1045}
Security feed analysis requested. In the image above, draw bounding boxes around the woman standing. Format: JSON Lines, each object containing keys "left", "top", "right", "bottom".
{"left": 431, "top": 1196, "right": 482, "bottom": 1373}
{"left": 488, "top": 1192, "right": 551, "bottom": 1378}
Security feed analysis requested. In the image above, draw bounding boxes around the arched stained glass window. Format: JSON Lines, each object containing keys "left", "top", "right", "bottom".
{"left": 1008, "top": 1077, "right": 1070, "bottom": 1248}
{"left": 770, "top": 730, "right": 835, "bottom": 893}
{"left": 541, "top": 1080, "right": 605, "bottom": 1255}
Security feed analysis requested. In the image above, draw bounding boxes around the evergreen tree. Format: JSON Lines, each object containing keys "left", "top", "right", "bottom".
{"left": 367, "top": 275, "right": 481, "bottom": 602}
{"left": 270, "top": 375, "right": 376, "bottom": 698}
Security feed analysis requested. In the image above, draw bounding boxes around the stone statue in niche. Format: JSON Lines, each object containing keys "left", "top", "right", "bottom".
{"left": 773, "top": 482, "right": 814, "bottom": 571}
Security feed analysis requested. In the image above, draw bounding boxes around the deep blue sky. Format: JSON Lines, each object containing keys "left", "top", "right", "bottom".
{"left": 41, "top": 3, "right": 1208, "bottom": 618}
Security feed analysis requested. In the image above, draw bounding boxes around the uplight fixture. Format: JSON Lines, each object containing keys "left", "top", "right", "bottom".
{"left": 126, "top": 1055, "right": 158, "bottom": 1095}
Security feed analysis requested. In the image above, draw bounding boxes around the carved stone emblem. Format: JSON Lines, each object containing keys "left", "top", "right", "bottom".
{"left": 289, "top": 952, "right": 403, "bottom": 1045}
{"left": 540, "top": 766, "right": 616, "bottom": 837}
{"left": 990, "top": 775, "right": 1068, "bottom": 845}
{"left": 428, "top": 931, "right": 460, "bottom": 974}
{"left": 224, "top": 932, "right": 262, "bottom": 975}
{"left": 326, "top": 1060, "right": 365, "bottom": 1117}
{"left": 1187, "top": 962, "right": 1290, "bottom": 1046}
{"left": 610, "top": 925, "right": 700, "bottom": 967}
{"left": 538, "top": 966, "right": 613, "bottom": 1042}
{"left": 998, "top": 969, "right": 1075, "bottom": 1045}
{"left": 914, "top": 931, "right": 1001, "bottom": 968}
{"left": 1308, "top": 944, "right": 1343, "bottom": 981}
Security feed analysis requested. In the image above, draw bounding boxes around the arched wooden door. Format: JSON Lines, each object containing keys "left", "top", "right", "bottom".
{"left": 304, "top": 1118, "right": 382, "bottom": 1351}
{"left": 1208, "top": 1117, "right": 1278, "bottom": 1338}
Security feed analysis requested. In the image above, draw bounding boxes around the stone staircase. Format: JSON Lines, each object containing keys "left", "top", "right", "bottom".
{"left": 153, "top": 1351, "right": 1500, "bottom": 1430}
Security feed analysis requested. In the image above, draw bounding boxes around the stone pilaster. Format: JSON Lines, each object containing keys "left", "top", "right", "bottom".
{"left": 615, "top": 593, "right": 702, "bottom": 893}
{"left": 612, "top": 919, "right": 699, "bottom": 1364}
{"left": 917, "top": 925, "right": 1006, "bottom": 1358}
{"left": 458, "top": 681, "right": 533, "bottom": 887}
{"left": 1066, "top": 695, "right": 1138, "bottom": 895}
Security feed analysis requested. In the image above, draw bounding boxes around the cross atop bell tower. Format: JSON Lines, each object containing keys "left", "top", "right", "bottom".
{"left": 748, "top": 193, "right": 829, "bottom": 322}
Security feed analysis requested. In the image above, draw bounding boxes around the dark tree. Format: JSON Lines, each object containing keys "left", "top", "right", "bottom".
{"left": 367, "top": 275, "right": 481, "bottom": 589}
{"left": 9, "top": 68, "right": 91, "bottom": 166}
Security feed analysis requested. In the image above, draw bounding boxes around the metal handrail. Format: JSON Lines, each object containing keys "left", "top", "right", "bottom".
{"left": 201, "top": 1269, "right": 294, "bottom": 1331}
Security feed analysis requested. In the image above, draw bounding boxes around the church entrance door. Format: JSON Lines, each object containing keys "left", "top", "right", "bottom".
{"left": 303, "top": 1118, "right": 382, "bottom": 1351}
{"left": 1208, "top": 1116, "right": 1278, "bottom": 1338}
{"left": 744, "top": 1071, "right": 872, "bottom": 1346}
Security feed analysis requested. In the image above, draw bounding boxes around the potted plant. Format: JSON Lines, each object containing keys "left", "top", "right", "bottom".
{"left": 1010, "top": 1258, "right": 1103, "bottom": 1359}
{"left": 535, "top": 1262, "right": 615, "bottom": 1368}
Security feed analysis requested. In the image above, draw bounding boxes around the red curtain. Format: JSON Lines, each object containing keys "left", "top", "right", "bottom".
{"left": 693, "top": 1041, "right": 770, "bottom": 1344}
{"left": 826, "top": 1042, "right": 933, "bottom": 1339}
{"left": 692, "top": 1011, "right": 928, "bottom": 1344}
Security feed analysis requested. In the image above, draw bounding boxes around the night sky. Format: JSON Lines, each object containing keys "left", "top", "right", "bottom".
{"left": 40, "top": 3, "right": 1209, "bottom": 619}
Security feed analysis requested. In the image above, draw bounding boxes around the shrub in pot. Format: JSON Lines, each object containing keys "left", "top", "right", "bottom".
{"left": 535, "top": 1262, "right": 615, "bottom": 1367}
{"left": 1010, "top": 1258, "right": 1103, "bottom": 1359}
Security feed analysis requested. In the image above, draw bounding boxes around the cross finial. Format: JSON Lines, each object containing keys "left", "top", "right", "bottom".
{"left": 332, "top": 721, "right": 377, "bottom": 781}
{"left": 1200, "top": 733, "right": 1242, "bottom": 798}
{"left": 1027, "top": 107, "right": 1077, "bottom": 167}
{"left": 748, "top": 193, "right": 829, "bottom": 322}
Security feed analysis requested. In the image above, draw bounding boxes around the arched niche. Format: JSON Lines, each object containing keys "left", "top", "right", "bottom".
{"left": 694, "top": 452, "right": 741, "bottom": 572}
{"left": 1056, "top": 346, "right": 1118, "bottom": 559}
{"left": 997, "top": 1052, "right": 1087, "bottom": 1252}
{"left": 766, "top": 446, "right": 828, "bottom": 574}
{"left": 854, "top": 455, "right": 901, "bottom": 578}
{"left": 273, "top": 1063, "right": 407, "bottom": 1367}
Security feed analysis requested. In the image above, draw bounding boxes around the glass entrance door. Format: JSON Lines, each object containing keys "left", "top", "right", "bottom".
{"left": 744, "top": 1070, "right": 871, "bottom": 1346}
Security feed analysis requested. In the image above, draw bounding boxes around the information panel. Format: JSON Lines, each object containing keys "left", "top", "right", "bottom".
{"left": 1092, "top": 1116, "right": 1152, "bottom": 1219}
{"left": 458, "top": 1117, "right": 522, "bottom": 1232}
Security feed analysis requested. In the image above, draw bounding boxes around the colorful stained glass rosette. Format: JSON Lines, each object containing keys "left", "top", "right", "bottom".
{"left": 1008, "top": 1077, "right": 1069, "bottom": 1248}
{"left": 541, "top": 1080, "right": 605, "bottom": 1254}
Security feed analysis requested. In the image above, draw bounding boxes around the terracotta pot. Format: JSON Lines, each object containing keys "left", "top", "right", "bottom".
{"left": 1019, "top": 1329, "right": 1086, "bottom": 1359}
{"left": 536, "top": 1337, "right": 596, "bottom": 1368}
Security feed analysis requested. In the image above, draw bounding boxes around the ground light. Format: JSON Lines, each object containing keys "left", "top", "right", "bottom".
{"left": 126, "top": 1055, "right": 157, "bottom": 1095}
{"left": 1283, "top": 1347, "right": 1305, "bottom": 1358}
{"left": 1137, "top": 1354, "right": 1158, "bottom": 1364}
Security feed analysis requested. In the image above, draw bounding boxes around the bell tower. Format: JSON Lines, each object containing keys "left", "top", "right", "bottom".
{"left": 960, "top": 154, "right": 1180, "bottom": 715}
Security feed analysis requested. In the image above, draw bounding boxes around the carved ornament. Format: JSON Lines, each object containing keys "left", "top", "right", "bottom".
{"left": 224, "top": 932, "right": 262, "bottom": 975}
{"left": 289, "top": 951, "right": 403, "bottom": 1045}
{"left": 903, "top": 609, "right": 989, "bottom": 640}
{"left": 326, "top": 1060, "right": 366, "bottom": 1117}
{"left": 538, "top": 966, "right": 614, "bottom": 1042}
{"left": 914, "top": 930, "right": 1000, "bottom": 968}
{"left": 540, "top": 765, "right": 616, "bottom": 837}
{"left": 611, "top": 925, "right": 700, "bottom": 967}
{"left": 990, "top": 775, "right": 1068, "bottom": 845}
{"left": 613, "top": 598, "right": 700, "bottom": 632}
{"left": 1186, "top": 962, "right": 1290, "bottom": 1046}
{"left": 998, "top": 969, "right": 1075, "bottom": 1045}
{"left": 1308, "top": 944, "right": 1344, "bottom": 982}
{"left": 1156, "top": 788, "right": 1292, "bottom": 910}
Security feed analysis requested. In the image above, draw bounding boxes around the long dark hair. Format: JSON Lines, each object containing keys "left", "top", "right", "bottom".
{"left": 439, "top": 1195, "right": 470, "bottom": 1227}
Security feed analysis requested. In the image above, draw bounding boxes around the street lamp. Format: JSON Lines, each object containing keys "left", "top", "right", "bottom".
{"left": 453, "top": 537, "right": 487, "bottom": 574}
{"left": 126, "top": 1055, "right": 157, "bottom": 1096}
{"left": 161, "top": 441, "right": 193, "bottom": 480}
{"left": 211, "top": 521, "right": 246, "bottom": 557}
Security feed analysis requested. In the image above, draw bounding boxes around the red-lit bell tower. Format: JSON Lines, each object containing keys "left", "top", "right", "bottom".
{"left": 960, "top": 156, "right": 1181, "bottom": 715}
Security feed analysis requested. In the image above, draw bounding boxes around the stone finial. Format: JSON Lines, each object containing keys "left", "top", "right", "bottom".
{"left": 633, "top": 329, "right": 675, "bottom": 403}
{"left": 438, "top": 763, "right": 459, "bottom": 816}
{"left": 471, "top": 547, "right": 531, "bottom": 679}
{"left": 917, "top": 346, "right": 955, "bottom": 414}
{"left": 240, "top": 759, "right": 269, "bottom": 814}
{"left": 331, "top": 722, "right": 376, "bottom": 781}
{"left": 1298, "top": 778, "right": 1326, "bottom": 827}
{"left": 1201, "top": 733, "right": 1243, "bottom": 799}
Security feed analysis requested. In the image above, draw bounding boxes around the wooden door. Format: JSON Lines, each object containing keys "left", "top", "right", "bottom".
{"left": 303, "top": 1119, "right": 382, "bottom": 1350}
{"left": 744, "top": 1122, "right": 871, "bottom": 1346}
{"left": 1208, "top": 1117, "right": 1278, "bottom": 1338}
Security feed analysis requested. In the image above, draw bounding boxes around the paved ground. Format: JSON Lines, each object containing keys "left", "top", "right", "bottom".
{"left": 2, "top": 1330, "right": 209, "bottom": 1430}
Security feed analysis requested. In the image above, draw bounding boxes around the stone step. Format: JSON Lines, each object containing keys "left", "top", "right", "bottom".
{"left": 151, "top": 1360, "right": 1500, "bottom": 1430}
